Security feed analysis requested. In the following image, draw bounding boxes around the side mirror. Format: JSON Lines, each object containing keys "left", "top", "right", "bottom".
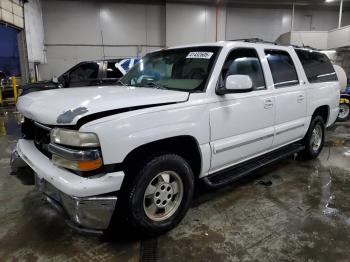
{"left": 217, "top": 75, "right": 253, "bottom": 95}
{"left": 52, "top": 76, "right": 58, "bottom": 83}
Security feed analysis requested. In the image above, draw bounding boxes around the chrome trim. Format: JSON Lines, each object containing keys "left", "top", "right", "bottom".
{"left": 10, "top": 148, "right": 28, "bottom": 172}
{"left": 65, "top": 220, "right": 103, "bottom": 236}
{"left": 214, "top": 133, "right": 274, "bottom": 154}
{"left": 35, "top": 175, "right": 117, "bottom": 232}
{"left": 34, "top": 121, "right": 52, "bottom": 131}
{"left": 48, "top": 143, "right": 101, "bottom": 160}
{"left": 276, "top": 124, "right": 305, "bottom": 136}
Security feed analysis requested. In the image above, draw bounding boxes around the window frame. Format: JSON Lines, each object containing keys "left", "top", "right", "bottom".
{"left": 218, "top": 47, "right": 267, "bottom": 92}
{"left": 67, "top": 61, "right": 103, "bottom": 83}
{"left": 121, "top": 46, "right": 223, "bottom": 93}
{"left": 264, "top": 49, "right": 300, "bottom": 89}
{"left": 294, "top": 48, "right": 338, "bottom": 84}
{"left": 104, "top": 60, "right": 124, "bottom": 79}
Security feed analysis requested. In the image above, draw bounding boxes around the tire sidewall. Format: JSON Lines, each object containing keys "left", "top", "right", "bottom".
{"left": 337, "top": 103, "right": 350, "bottom": 122}
{"left": 304, "top": 116, "right": 325, "bottom": 158}
{"left": 128, "top": 154, "right": 194, "bottom": 235}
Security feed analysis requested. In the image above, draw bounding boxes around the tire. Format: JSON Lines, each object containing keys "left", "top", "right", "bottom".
{"left": 300, "top": 116, "right": 325, "bottom": 160}
{"left": 127, "top": 154, "right": 194, "bottom": 236}
{"left": 337, "top": 103, "right": 350, "bottom": 122}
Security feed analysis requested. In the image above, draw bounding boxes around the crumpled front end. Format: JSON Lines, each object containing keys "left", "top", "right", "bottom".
{"left": 35, "top": 174, "right": 117, "bottom": 235}
{"left": 11, "top": 135, "right": 124, "bottom": 235}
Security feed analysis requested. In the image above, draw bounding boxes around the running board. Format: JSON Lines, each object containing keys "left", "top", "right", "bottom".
{"left": 203, "top": 144, "right": 305, "bottom": 188}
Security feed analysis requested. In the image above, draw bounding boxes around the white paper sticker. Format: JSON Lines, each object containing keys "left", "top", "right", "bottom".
{"left": 186, "top": 52, "right": 214, "bottom": 59}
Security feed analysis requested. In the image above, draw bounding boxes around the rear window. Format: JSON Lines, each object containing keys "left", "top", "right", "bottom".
{"left": 265, "top": 49, "right": 299, "bottom": 88}
{"left": 107, "top": 61, "right": 124, "bottom": 78}
{"left": 295, "top": 49, "right": 337, "bottom": 83}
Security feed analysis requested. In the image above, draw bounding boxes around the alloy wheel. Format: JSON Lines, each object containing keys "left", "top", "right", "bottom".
{"left": 143, "top": 171, "right": 184, "bottom": 221}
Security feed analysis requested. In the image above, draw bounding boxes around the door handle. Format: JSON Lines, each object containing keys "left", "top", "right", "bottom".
{"left": 297, "top": 95, "right": 305, "bottom": 103}
{"left": 264, "top": 99, "right": 274, "bottom": 109}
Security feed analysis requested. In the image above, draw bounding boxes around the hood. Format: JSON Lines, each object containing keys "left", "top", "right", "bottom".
{"left": 17, "top": 86, "right": 189, "bottom": 125}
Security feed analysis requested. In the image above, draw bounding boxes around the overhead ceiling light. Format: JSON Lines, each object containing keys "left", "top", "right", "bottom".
{"left": 325, "top": 0, "right": 335, "bottom": 2}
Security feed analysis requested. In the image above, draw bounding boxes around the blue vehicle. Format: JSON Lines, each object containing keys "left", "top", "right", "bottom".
{"left": 338, "top": 82, "right": 350, "bottom": 121}
{"left": 345, "top": 85, "right": 350, "bottom": 94}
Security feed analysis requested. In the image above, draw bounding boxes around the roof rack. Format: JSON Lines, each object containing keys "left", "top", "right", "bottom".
{"left": 292, "top": 44, "right": 319, "bottom": 51}
{"left": 229, "top": 38, "right": 278, "bottom": 45}
{"left": 228, "top": 38, "right": 320, "bottom": 51}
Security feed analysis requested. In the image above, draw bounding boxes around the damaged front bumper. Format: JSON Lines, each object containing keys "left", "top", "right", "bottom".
{"left": 10, "top": 147, "right": 28, "bottom": 172}
{"left": 35, "top": 175, "right": 117, "bottom": 236}
{"left": 11, "top": 139, "right": 125, "bottom": 235}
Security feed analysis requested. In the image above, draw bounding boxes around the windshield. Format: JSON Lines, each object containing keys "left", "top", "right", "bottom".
{"left": 119, "top": 46, "right": 221, "bottom": 92}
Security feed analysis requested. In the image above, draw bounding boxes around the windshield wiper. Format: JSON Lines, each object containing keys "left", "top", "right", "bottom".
{"left": 117, "top": 79, "right": 127, "bottom": 86}
{"left": 144, "top": 82, "right": 167, "bottom": 90}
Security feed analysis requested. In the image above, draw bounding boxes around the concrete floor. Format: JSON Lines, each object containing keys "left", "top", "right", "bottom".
{"left": 0, "top": 108, "right": 350, "bottom": 262}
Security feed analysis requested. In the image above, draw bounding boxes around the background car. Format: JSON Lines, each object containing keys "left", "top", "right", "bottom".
{"left": 20, "top": 58, "right": 140, "bottom": 95}
{"left": 338, "top": 83, "right": 350, "bottom": 121}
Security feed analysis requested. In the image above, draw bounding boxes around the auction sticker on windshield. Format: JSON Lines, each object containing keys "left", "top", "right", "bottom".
{"left": 186, "top": 52, "right": 214, "bottom": 59}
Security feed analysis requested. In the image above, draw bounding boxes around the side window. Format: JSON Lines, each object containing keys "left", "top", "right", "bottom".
{"left": 69, "top": 62, "right": 99, "bottom": 83}
{"left": 106, "top": 61, "right": 124, "bottom": 78}
{"left": 221, "top": 48, "right": 265, "bottom": 90}
{"left": 295, "top": 49, "right": 337, "bottom": 83}
{"left": 265, "top": 50, "right": 299, "bottom": 88}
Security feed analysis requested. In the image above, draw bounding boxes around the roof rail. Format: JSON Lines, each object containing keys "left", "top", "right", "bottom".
{"left": 292, "top": 45, "right": 319, "bottom": 51}
{"left": 228, "top": 38, "right": 278, "bottom": 45}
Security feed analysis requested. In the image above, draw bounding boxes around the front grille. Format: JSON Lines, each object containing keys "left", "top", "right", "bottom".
{"left": 22, "top": 118, "right": 52, "bottom": 158}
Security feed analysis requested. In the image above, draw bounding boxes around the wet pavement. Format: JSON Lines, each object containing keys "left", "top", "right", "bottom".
{"left": 0, "top": 108, "right": 350, "bottom": 261}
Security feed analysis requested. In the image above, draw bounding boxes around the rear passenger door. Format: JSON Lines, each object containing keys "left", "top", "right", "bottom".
{"left": 265, "top": 49, "right": 307, "bottom": 148}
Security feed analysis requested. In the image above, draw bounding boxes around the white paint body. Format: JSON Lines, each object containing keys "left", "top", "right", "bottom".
{"left": 16, "top": 41, "right": 340, "bottom": 198}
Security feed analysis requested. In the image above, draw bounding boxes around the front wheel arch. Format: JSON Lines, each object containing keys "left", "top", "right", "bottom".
{"left": 122, "top": 135, "right": 202, "bottom": 180}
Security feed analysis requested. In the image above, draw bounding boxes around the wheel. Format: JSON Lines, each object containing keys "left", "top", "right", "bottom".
{"left": 127, "top": 154, "right": 194, "bottom": 236}
{"left": 300, "top": 116, "right": 325, "bottom": 160}
{"left": 337, "top": 103, "right": 350, "bottom": 122}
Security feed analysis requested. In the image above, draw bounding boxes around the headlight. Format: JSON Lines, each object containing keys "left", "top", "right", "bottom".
{"left": 50, "top": 128, "right": 100, "bottom": 147}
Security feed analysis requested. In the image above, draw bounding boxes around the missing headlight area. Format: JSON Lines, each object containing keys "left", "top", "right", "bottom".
{"left": 57, "top": 107, "right": 89, "bottom": 124}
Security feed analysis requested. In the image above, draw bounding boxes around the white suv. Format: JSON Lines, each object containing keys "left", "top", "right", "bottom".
{"left": 11, "top": 40, "right": 340, "bottom": 236}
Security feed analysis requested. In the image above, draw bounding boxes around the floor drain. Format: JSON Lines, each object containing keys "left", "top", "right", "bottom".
{"left": 140, "top": 237, "right": 159, "bottom": 262}
{"left": 255, "top": 180, "right": 273, "bottom": 187}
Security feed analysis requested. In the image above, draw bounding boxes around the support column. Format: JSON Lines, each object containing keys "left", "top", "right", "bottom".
{"left": 215, "top": 2, "right": 226, "bottom": 41}
{"left": 291, "top": 3, "right": 295, "bottom": 31}
{"left": 338, "top": 0, "right": 343, "bottom": 28}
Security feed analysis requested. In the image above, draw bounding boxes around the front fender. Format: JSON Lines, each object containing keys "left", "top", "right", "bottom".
{"left": 80, "top": 104, "right": 210, "bottom": 165}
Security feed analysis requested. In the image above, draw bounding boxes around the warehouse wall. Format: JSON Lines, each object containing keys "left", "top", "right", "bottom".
{"left": 293, "top": 9, "right": 339, "bottom": 31}
{"left": 39, "top": 0, "right": 165, "bottom": 80}
{"left": 36, "top": 0, "right": 350, "bottom": 80}
{"left": 226, "top": 7, "right": 292, "bottom": 42}
{"left": 226, "top": 6, "right": 347, "bottom": 42}
{"left": 290, "top": 31, "right": 329, "bottom": 50}
{"left": 166, "top": 3, "right": 216, "bottom": 46}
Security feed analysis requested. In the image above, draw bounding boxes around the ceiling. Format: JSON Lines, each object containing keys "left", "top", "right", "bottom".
{"left": 42, "top": 0, "right": 350, "bottom": 10}
{"left": 169, "top": 0, "right": 350, "bottom": 8}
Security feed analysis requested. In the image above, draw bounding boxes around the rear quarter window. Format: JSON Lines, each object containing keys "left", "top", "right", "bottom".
{"left": 295, "top": 49, "right": 337, "bottom": 83}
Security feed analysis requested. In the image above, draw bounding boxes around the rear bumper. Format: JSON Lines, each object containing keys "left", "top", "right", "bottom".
{"left": 11, "top": 139, "right": 125, "bottom": 233}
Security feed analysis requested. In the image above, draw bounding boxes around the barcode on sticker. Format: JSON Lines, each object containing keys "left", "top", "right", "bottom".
{"left": 186, "top": 52, "right": 213, "bottom": 59}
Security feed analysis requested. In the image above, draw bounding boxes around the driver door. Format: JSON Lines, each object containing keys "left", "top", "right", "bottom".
{"left": 209, "top": 48, "right": 275, "bottom": 172}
